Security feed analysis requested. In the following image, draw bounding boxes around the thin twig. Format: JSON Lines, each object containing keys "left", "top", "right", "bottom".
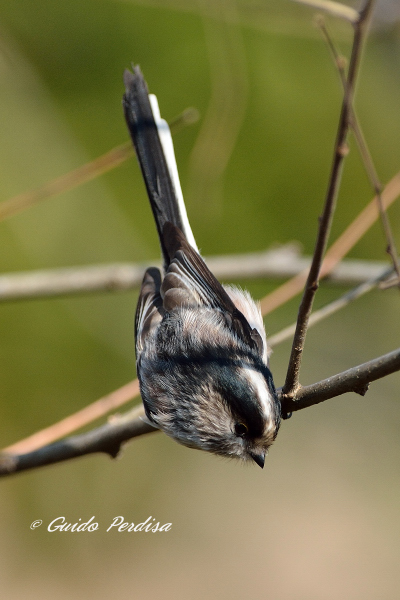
{"left": 1, "top": 346, "right": 399, "bottom": 477}
{"left": 282, "top": 0, "right": 376, "bottom": 400}
{"left": 260, "top": 171, "right": 400, "bottom": 316}
{"left": 3, "top": 380, "right": 140, "bottom": 455}
{"left": 0, "top": 108, "right": 199, "bottom": 222}
{"left": 0, "top": 142, "right": 133, "bottom": 222}
{"left": 268, "top": 267, "right": 393, "bottom": 348}
{"left": 317, "top": 17, "right": 400, "bottom": 286}
{"left": 291, "top": 0, "right": 359, "bottom": 23}
{"left": 380, "top": 273, "right": 400, "bottom": 290}
{"left": 319, "top": 172, "right": 400, "bottom": 276}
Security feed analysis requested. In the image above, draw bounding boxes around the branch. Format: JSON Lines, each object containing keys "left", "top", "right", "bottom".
{"left": 0, "top": 108, "right": 199, "bottom": 222}
{"left": 0, "top": 405, "right": 157, "bottom": 478}
{"left": 0, "top": 252, "right": 392, "bottom": 302}
{"left": 281, "top": 347, "right": 400, "bottom": 413}
{"left": 2, "top": 347, "right": 399, "bottom": 477}
{"left": 0, "top": 142, "right": 133, "bottom": 222}
{"left": 282, "top": 0, "right": 375, "bottom": 399}
{"left": 4, "top": 266, "right": 392, "bottom": 457}
{"left": 260, "top": 170, "right": 400, "bottom": 315}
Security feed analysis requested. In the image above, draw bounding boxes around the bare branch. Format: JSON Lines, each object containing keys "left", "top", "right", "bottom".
{"left": 0, "top": 405, "right": 157, "bottom": 478}
{"left": 281, "top": 347, "right": 400, "bottom": 413}
{"left": 0, "top": 263, "right": 147, "bottom": 301}
{"left": 380, "top": 273, "right": 400, "bottom": 290}
{"left": 282, "top": 0, "right": 375, "bottom": 398}
{"left": 2, "top": 347, "right": 399, "bottom": 478}
{"left": 0, "top": 252, "right": 392, "bottom": 302}
{"left": 0, "top": 142, "right": 133, "bottom": 222}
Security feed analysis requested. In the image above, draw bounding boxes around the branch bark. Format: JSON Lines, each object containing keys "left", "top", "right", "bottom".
{"left": 260, "top": 170, "right": 400, "bottom": 316}
{"left": 3, "top": 380, "right": 140, "bottom": 455}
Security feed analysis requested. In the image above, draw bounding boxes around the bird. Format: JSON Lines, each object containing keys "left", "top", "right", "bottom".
{"left": 122, "top": 65, "right": 281, "bottom": 468}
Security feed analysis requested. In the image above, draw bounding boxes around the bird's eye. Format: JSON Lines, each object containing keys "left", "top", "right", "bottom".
{"left": 234, "top": 422, "right": 248, "bottom": 437}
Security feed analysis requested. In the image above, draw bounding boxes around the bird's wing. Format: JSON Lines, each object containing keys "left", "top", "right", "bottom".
{"left": 135, "top": 267, "right": 164, "bottom": 356}
{"left": 161, "top": 222, "right": 264, "bottom": 357}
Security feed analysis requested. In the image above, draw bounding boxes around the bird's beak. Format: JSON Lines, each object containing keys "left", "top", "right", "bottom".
{"left": 250, "top": 451, "right": 265, "bottom": 469}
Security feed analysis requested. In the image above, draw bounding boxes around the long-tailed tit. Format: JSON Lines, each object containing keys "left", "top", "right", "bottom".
{"left": 123, "top": 66, "right": 281, "bottom": 467}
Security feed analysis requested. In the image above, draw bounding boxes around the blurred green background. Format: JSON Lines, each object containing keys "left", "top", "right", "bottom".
{"left": 0, "top": 0, "right": 399, "bottom": 598}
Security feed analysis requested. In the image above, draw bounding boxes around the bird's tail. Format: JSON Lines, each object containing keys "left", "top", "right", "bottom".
{"left": 123, "top": 66, "right": 198, "bottom": 268}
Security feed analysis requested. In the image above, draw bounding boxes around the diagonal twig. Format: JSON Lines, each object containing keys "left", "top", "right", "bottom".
{"left": 260, "top": 171, "right": 400, "bottom": 316}
{"left": 0, "top": 404, "right": 157, "bottom": 477}
{"left": 317, "top": 16, "right": 400, "bottom": 287}
{"left": 268, "top": 266, "right": 393, "bottom": 348}
{"left": 0, "top": 108, "right": 199, "bottom": 222}
{"left": 3, "top": 380, "right": 140, "bottom": 455}
{"left": 0, "top": 142, "right": 133, "bottom": 222}
{"left": 291, "top": 0, "right": 359, "bottom": 23}
{"left": 281, "top": 0, "right": 376, "bottom": 400}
